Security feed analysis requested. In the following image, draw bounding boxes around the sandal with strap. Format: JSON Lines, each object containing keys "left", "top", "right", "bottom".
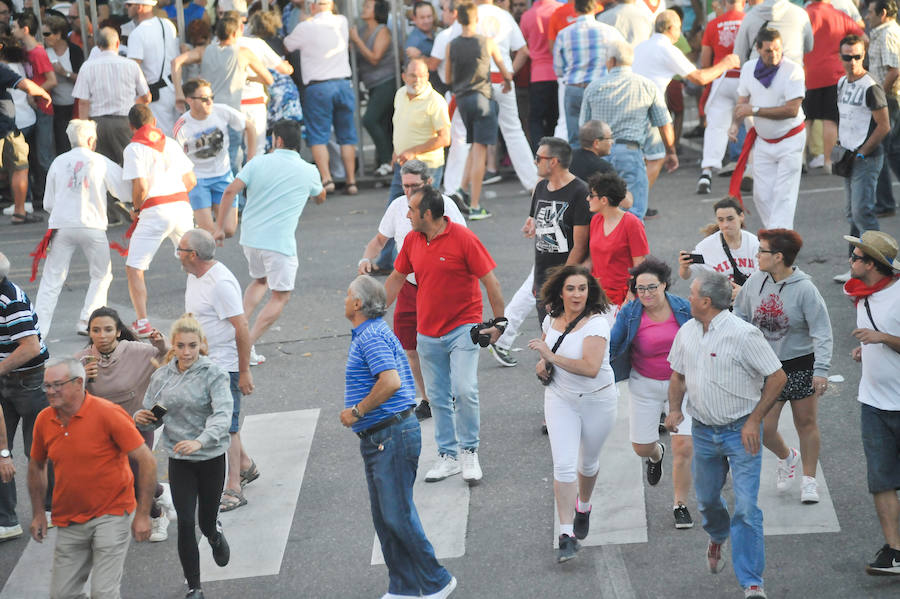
{"left": 240, "top": 459, "right": 260, "bottom": 488}
{"left": 345, "top": 183, "right": 359, "bottom": 196}
{"left": 322, "top": 179, "right": 336, "bottom": 193}
{"left": 220, "top": 488, "right": 247, "bottom": 512}
{"left": 11, "top": 212, "right": 43, "bottom": 225}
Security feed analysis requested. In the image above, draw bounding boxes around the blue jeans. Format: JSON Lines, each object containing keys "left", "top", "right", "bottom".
{"left": 875, "top": 97, "right": 900, "bottom": 213}
{"left": 564, "top": 85, "right": 585, "bottom": 149}
{"left": 692, "top": 415, "right": 765, "bottom": 589}
{"left": 361, "top": 414, "right": 452, "bottom": 596}
{"left": 228, "top": 127, "right": 243, "bottom": 176}
{"left": 845, "top": 149, "right": 883, "bottom": 238}
{"left": 416, "top": 324, "right": 480, "bottom": 458}
{"left": 609, "top": 143, "right": 649, "bottom": 219}
{"left": 378, "top": 164, "right": 445, "bottom": 271}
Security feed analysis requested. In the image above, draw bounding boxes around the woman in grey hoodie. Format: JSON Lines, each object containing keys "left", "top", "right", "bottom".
{"left": 135, "top": 314, "right": 233, "bottom": 599}
{"left": 734, "top": 229, "right": 833, "bottom": 506}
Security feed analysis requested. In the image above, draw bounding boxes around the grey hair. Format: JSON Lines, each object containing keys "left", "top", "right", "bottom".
{"left": 400, "top": 159, "right": 430, "bottom": 182}
{"left": 66, "top": 119, "right": 97, "bottom": 148}
{"left": 0, "top": 253, "right": 9, "bottom": 280}
{"left": 349, "top": 275, "right": 388, "bottom": 319}
{"left": 45, "top": 357, "right": 87, "bottom": 389}
{"left": 655, "top": 9, "right": 680, "bottom": 33}
{"left": 97, "top": 26, "right": 119, "bottom": 49}
{"left": 537, "top": 136, "right": 572, "bottom": 168}
{"left": 607, "top": 40, "right": 633, "bottom": 66}
{"left": 579, "top": 120, "right": 609, "bottom": 148}
{"left": 184, "top": 229, "right": 216, "bottom": 261}
{"left": 695, "top": 270, "right": 733, "bottom": 310}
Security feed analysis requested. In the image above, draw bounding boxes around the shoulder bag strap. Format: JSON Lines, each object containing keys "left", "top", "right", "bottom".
{"left": 720, "top": 232, "right": 748, "bottom": 286}
{"left": 864, "top": 297, "right": 880, "bottom": 332}
{"left": 550, "top": 311, "right": 589, "bottom": 353}
{"left": 157, "top": 18, "right": 166, "bottom": 84}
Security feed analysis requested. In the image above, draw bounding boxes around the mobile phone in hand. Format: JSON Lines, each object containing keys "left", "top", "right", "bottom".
{"left": 150, "top": 404, "right": 167, "bottom": 420}
{"left": 689, "top": 253, "right": 705, "bottom": 264}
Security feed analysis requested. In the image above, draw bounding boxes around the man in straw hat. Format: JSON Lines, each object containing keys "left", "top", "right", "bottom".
{"left": 843, "top": 230, "right": 900, "bottom": 576}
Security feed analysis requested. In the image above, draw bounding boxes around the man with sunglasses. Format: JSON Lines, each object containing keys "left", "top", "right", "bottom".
{"left": 832, "top": 35, "right": 891, "bottom": 283}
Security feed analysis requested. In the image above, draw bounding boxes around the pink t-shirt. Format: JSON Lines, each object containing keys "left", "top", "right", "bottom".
{"left": 631, "top": 311, "right": 680, "bottom": 380}
{"left": 519, "top": 0, "right": 563, "bottom": 82}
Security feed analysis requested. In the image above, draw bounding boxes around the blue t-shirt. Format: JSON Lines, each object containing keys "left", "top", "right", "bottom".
{"left": 345, "top": 319, "right": 416, "bottom": 433}
{"left": 406, "top": 27, "right": 434, "bottom": 57}
{"left": 164, "top": 3, "right": 207, "bottom": 28}
{"left": 236, "top": 149, "right": 322, "bottom": 256}
{"left": 0, "top": 64, "right": 24, "bottom": 137}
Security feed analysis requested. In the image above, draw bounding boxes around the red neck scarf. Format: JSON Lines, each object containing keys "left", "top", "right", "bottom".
{"left": 131, "top": 124, "right": 166, "bottom": 152}
{"left": 843, "top": 274, "right": 899, "bottom": 305}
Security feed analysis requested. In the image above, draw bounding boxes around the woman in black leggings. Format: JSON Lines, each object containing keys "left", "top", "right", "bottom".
{"left": 136, "top": 315, "right": 233, "bottom": 599}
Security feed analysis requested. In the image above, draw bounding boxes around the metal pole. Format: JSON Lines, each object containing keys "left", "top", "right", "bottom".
{"left": 347, "top": 0, "right": 365, "bottom": 176}
{"left": 174, "top": 0, "right": 186, "bottom": 45}
{"left": 88, "top": 0, "right": 100, "bottom": 41}
{"left": 32, "top": 3, "right": 44, "bottom": 45}
{"left": 76, "top": 0, "right": 90, "bottom": 53}
{"left": 389, "top": 0, "right": 401, "bottom": 89}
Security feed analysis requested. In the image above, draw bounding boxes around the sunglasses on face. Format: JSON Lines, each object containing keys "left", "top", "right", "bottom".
{"left": 841, "top": 54, "right": 863, "bottom": 62}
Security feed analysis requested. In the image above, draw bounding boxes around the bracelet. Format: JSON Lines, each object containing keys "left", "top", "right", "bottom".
{"left": 358, "top": 257, "right": 372, "bottom": 267}
{"left": 856, "top": 152, "right": 865, "bottom": 159}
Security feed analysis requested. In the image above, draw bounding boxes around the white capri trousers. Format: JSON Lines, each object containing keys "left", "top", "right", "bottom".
{"left": 544, "top": 383, "right": 618, "bottom": 483}
{"left": 628, "top": 369, "right": 692, "bottom": 444}
{"left": 750, "top": 128, "right": 806, "bottom": 230}
{"left": 241, "top": 102, "right": 268, "bottom": 157}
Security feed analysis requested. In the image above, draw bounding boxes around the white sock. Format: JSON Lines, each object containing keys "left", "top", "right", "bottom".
{"left": 702, "top": 168, "right": 712, "bottom": 176}
{"left": 576, "top": 497, "right": 591, "bottom": 513}
{"left": 803, "top": 475, "right": 816, "bottom": 484}
{"left": 560, "top": 524, "right": 574, "bottom": 537}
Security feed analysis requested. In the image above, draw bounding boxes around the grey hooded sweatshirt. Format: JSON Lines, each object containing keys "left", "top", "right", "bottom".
{"left": 140, "top": 355, "right": 232, "bottom": 461}
{"left": 734, "top": 267, "right": 833, "bottom": 377}
{"left": 734, "top": 0, "right": 814, "bottom": 65}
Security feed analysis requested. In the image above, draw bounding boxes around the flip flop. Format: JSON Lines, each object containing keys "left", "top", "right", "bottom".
{"left": 220, "top": 488, "right": 247, "bottom": 512}
{"left": 11, "top": 212, "right": 43, "bottom": 225}
{"left": 240, "top": 459, "right": 260, "bottom": 488}
{"left": 322, "top": 179, "right": 335, "bottom": 193}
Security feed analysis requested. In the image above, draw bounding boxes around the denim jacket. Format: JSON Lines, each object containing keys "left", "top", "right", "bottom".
{"left": 609, "top": 292, "right": 692, "bottom": 382}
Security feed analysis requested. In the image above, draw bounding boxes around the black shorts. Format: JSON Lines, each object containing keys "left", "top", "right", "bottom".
{"left": 802, "top": 85, "right": 839, "bottom": 122}
{"left": 777, "top": 353, "right": 815, "bottom": 402}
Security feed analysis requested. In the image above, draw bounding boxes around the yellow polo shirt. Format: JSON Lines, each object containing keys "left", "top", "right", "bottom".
{"left": 392, "top": 84, "right": 451, "bottom": 169}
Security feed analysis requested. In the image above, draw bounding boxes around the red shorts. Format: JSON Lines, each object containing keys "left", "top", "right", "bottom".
{"left": 666, "top": 79, "right": 684, "bottom": 113}
{"left": 393, "top": 280, "right": 418, "bottom": 350}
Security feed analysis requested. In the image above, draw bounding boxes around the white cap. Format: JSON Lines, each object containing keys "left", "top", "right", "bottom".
{"left": 125, "top": 0, "right": 158, "bottom": 6}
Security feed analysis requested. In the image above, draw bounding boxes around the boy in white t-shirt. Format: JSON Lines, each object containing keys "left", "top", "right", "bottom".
{"left": 174, "top": 79, "right": 256, "bottom": 236}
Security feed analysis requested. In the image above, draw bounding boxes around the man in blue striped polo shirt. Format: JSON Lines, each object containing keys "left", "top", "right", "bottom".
{"left": 340, "top": 275, "right": 457, "bottom": 599}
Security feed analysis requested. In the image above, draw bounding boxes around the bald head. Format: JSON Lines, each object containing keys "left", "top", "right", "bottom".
{"left": 97, "top": 27, "right": 120, "bottom": 50}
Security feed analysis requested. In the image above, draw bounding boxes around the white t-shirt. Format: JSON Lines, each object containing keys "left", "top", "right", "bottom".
{"left": 122, "top": 137, "right": 195, "bottom": 198}
{"left": 857, "top": 280, "right": 900, "bottom": 411}
{"left": 239, "top": 36, "right": 283, "bottom": 101}
{"left": 690, "top": 230, "right": 760, "bottom": 283}
{"left": 837, "top": 73, "right": 886, "bottom": 150}
{"left": 46, "top": 46, "right": 75, "bottom": 105}
{"left": 737, "top": 57, "right": 806, "bottom": 139}
{"left": 432, "top": 5, "right": 526, "bottom": 73}
{"left": 633, "top": 33, "right": 696, "bottom": 97}
{"left": 542, "top": 314, "right": 615, "bottom": 394}
{"left": 378, "top": 193, "right": 467, "bottom": 284}
{"left": 173, "top": 105, "right": 246, "bottom": 178}
{"left": 45, "top": 147, "right": 129, "bottom": 230}
{"left": 127, "top": 16, "right": 179, "bottom": 86}
{"left": 185, "top": 261, "right": 244, "bottom": 372}
{"left": 430, "top": 27, "right": 456, "bottom": 85}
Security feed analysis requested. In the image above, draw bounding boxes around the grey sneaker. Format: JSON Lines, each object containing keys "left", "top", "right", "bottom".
{"left": 489, "top": 343, "right": 517, "bottom": 367}
{"left": 744, "top": 585, "right": 767, "bottom": 598}
{"left": 557, "top": 534, "right": 580, "bottom": 563}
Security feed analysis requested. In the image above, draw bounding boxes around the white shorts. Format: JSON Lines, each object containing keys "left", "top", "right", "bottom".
{"left": 243, "top": 246, "right": 298, "bottom": 291}
{"left": 628, "top": 369, "right": 692, "bottom": 444}
{"left": 125, "top": 202, "right": 194, "bottom": 270}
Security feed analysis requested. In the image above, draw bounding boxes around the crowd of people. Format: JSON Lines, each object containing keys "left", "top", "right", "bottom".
{"left": 0, "top": 0, "right": 899, "bottom": 598}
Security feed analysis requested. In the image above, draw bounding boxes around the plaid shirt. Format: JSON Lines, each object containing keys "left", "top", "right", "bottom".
{"left": 553, "top": 14, "right": 625, "bottom": 85}
{"left": 579, "top": 66, "right": 671, "bottom": 144}
{"left": 868, "top": 20, "right": 900, "bottom": 97}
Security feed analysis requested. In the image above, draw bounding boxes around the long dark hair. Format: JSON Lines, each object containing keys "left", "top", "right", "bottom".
{"left": 540, "top": 265, "right": 610, "bottom": 318}
{"left": 87, "top": 306, "right": 140, "bottom": 345}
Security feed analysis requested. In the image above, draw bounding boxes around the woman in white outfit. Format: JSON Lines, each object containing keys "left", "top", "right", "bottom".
{"left": 529, "top": 265, "right": 617, "bottom": 564}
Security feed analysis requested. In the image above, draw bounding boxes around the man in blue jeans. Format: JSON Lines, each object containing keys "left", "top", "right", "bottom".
{"left": 341, "top": 275, "right": 456, "bottom": 599}
{"left": 384, "top": 187, "right": 506, "bottom": 485}
{"left": 665, "top": 270, "right": 786, "bottom": 599}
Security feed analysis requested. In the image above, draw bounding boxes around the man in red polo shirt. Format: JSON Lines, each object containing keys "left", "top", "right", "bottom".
{"left": 384, "top": 186, "right": 506, "bottom": 486}
{"left": 28, "top": 358, "right": 156, "bottom": 599}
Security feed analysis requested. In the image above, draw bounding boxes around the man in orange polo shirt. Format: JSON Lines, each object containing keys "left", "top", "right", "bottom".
{"left": 28, "top": 358, "right": 157, "bottom": 599}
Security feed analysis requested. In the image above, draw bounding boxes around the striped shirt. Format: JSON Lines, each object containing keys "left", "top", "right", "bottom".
{"left": 553, "top": 14, "right": 625, "bottom": 85}
{"left": 72, "top": 50, "right": 150, "bottom": 117}
{"left": 345, "top": 318, "right": 416, "bottom": 434}
{"left": 0, "top": 277, "right": 49, "bottom": 371}
{"left": 668, "top": 310, "right": 781, "bottom": 426}
{"left": 579, "top": 66, "right": 671, "bottom": 145}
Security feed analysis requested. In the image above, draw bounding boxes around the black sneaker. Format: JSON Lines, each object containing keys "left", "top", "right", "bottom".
{"left": 644, "top": 208, "right": 659, "bottom": 219}
{"left": 210, "top": 521, "right": 230, "bottom": 567}
{"left": 185, "top": 590, "right": 205, "bottom": 599}
{"left": 697, "top": 173, "right": 711, "bottom": 195}
{"left": 557, "top": 534, "right": 580, "bottom": 563}
{"left": 483, "top": 170, "right": 502, "bottom": 185}
{"left": 658, "top": 412, "right": 667, "bottom": 435}
{"left": 573, "top": 506, "right": 591, "bottom": 540}
{"left": 865, "top": 544, "right": 900, "bottom": 576}
{"left": 450, "top": 189, "right": 470, "bottom": 215}
{"left": 646, "top": 442, "right": 665, "bottom": 486}
{"left": 674, "top": 504, "right": 693, "bottom": 529}
{"left": 414, "top": 400, "right": 432, "bottom": 421}
{"left": 489, "top": 343, "right": 518, "bottom": 367}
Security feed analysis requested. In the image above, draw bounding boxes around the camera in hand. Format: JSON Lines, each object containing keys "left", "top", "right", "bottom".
{"left": 689, "top": 253, "right": 705, "bottom": 264}
{"left": 469, "top": 317, "right": 509, "bottom": 347}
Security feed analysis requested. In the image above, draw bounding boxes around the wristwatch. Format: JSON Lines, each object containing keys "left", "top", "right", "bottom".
{"left": 351, "top": 405, "right": 364, "bottom": 419}
{"left": 0, "top": 449, "right": 10, "bottom": 459}
{"left": 752, "top": 106, "right": 760, "bottom": 115}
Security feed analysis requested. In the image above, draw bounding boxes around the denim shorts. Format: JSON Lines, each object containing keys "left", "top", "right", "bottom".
{"left": 456, "top": 91, "right": 499, "bottom": 145}
{"left": 228, "top": 371, "right": 242, "bottom": 433}
{"left": 302, "top": 79, "right": 358, "bottom": 146}
{"left": 860, "top": 402, "right": 900, "bottom": 493}
{"left": 188, "top": 172, "right": 236, "bottom": 210}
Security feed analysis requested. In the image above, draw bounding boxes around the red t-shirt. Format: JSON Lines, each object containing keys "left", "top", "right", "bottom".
{"left": 547, "top": 3, "right": 577, "bottom": 47}
{"left": 394, "top": 219, "right": 497, "bottom": 337}
{"left": 702, "top": 9, "right": 745, "bottom": 65}
{"left": 31, "top": 393, "right": 144, "bottom": 527}
{"left": 804, "top": 3, "right": 863, "bottom": 90}
{"left": 589, "top": 211, "right": 649, "bottom": 305}
{"left": 24, "top": 46, "right": 54, "bottom": 115}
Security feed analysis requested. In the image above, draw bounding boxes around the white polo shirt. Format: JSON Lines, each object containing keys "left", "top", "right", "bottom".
{"left": 633, "top": 33, "right": 696, "bottom": 97}
{"left": 737, "top": 57, "right": 806, "bottom": 139}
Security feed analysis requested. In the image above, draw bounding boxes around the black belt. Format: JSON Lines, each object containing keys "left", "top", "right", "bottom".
{"left": 307, "top": 77, "right": 350, "bottom": 86}
{"left": 356, "top": 407, "right": 414, "bottom": 439}
{"left": 616, "top": 139, "right": 641, "bottom": 149}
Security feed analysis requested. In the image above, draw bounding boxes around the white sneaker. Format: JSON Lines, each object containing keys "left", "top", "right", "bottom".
{"left": 461, "top": 449, "right": 482, "bottom": 484}
{"left": 0, "top": 524, "right": 23, "bottom": 541}
{"left": 808, "top": 154, "right": 825, "bottom": 168}
{"left": 424, "top": 455, "right": 461, "bottom": 482}
{"left": 776, "top": 447, "right": 801, "bottom": 491}
{"left": 833, "top": 270, "right": 852, "bottom": 283}
{"left": 423, "top": 576, "right": 457, "bottom": 599}
{"left": 149, "top": 514, "right": 169, "bottom": 542}
{"left": 157, "top": 483, "right": 177, "bottom": 521}
{"left": 801, "top": 476, "right": 820, "bottom": 504}
{"left": 2, "top": 202, "right": 31, "bottom": 215}
{"left": 374, "top": 163, "right": 393, "bottom": 177}
{"left": 249, "top": 345, "right": 266, "bottom": 366}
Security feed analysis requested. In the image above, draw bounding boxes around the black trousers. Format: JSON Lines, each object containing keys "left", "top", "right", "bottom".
{"left": 528, "top": 81, "right": 559, "bottom": 153}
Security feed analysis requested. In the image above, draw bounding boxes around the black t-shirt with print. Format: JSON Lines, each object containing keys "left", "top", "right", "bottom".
{"left": 529, "top": 176, "right": 591, "bottom": 291}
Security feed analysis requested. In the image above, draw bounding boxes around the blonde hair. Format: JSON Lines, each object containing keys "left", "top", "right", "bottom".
{"left": 158, "top": 313, "right": 209, "bottom": 366}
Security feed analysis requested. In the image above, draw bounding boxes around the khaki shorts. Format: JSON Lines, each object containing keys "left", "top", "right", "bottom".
{"left": 0, "top": 131, "right": 29, "bottom": 177}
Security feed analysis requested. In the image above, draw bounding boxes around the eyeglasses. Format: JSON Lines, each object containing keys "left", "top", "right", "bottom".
{"left": 757, "top": 249, "right": 779, "bottom": 254}
{"left": 42, "top": 31, "right": 52, "bottom": 36}
{"left": 401, "top": 182, "right": 425, "bottom": 190}
{"left": 588, "top": 192, "right": 601, "bottom": 199}
{"left": 840, "top": 54, "right": 863, "bottom": 62}
{"left": 534, "top": 154, "right": 554, "bottom": 163}
{"left": 41, "top": 377, "right": 79, "bottom": 392}
{"left": 849, "top": 253, "right": 869, "bottom": 263}
{"left": 635, "top": 284, "right": 660, "bottom": 294}
{"left": 598, "top": 137, "right": 614, "bottom": 142}
{"left": 176, "top": 247, "right": 195, "bottom": 254}
{"left": 188, "top": 96, "right": 213, "bottom": 103}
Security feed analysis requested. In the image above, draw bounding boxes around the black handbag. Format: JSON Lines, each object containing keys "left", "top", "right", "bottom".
{"left": 830, "top": 144, "right": 855, "bottom": 178}
{"left": 537, "top": 311, "right": 588, "bottom": 386}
